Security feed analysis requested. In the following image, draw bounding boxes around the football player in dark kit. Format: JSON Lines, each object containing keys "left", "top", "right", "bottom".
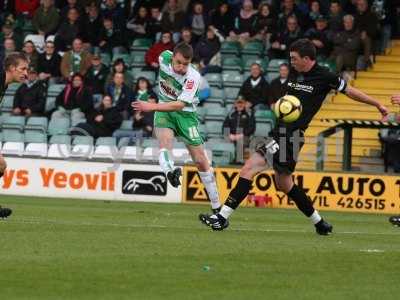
{"left": 0, "top": 53, "right": 29, "bottom": 218}
{"left": 200, "top": 39, "right": 389, "bottom": 235}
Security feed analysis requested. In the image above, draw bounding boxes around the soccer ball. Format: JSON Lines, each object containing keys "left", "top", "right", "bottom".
{"left": 273, "top": 95, "right": 302, "bottom": 123}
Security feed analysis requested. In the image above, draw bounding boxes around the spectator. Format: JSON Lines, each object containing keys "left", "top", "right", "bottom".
{"left": 277, "top": 0, "right": 305, "bottom": 31}
{"left": 99, "top": 17, "right": 127, "bottom": 54}
{"left": 101, "top": 0, "right": 126, "bottom": 30}
{"left": 253, "top": 2, "right": 276, "bottom": 44}
{"left": 53, "top": 73, "right": 93, "bottom": 120}
{"left": 161, "top": 0, "right": 185, "bottom": 43}
{"left": 106, "top": 58, "right": 134, "bottom": 89}
{"left": 105, "top": 72, "right": 133, "bottom": 113}
{"left": 60, "top": 38, "right": 92, "bottom": 80}
{"left": 147, "top": 6, "right": 163, "bottom": 41}
{"left": 308, "top": 0, "right": 323, "bottom": 24}
{"left": 131, "top": 96, "right": 156, "bottom": 138}
{"left": 194, "top": 26, "right": 223, "bottom": 74}
{"left": 22, "top": 40, "right": 39, "bottom": 71}
{"left": 84, "top": 48, "right": 109, "bottom": 106}
{"left": 269, "top": 15, "right": 303, "bottom": 59}
{"left": 186, "top": 2, "right": 209, "bottom": 43}
{"left": 305, "top": 16, "right": 332, "bottom": 59}
{"left": 37, "top": 41, "right": 62, "bottom": 82}
{"left": 82, "top": 3, "right": 103, "bottom": 48}
{"left": 329, "top": 14, "right": 361, "bottom": 73}
{"left": 354, "top": 0, "right": 379, "bottom": 67}
{"left": 60, "top": 0, "right": 83, "bottom": 21}
{"left": 328, "top": 0, "right": 344, "bottom": 34}
{"left": 55, "top": 7, "right": 81, "bottom": 51}
{"left": 144, "top": 31, "right": 174, "bottom": 71}
{"left": 239, "top": 62, "right": 270, "bottom": 109}
{"left": 228, "top": 0, "right": 257, "bottom": 46}
{"left": 210, "top": 2, "right": 235, "bottom": 38}
{"left": 223, "top": 96, "right": 256, "bottom": 151}
{"left": 32, "top": 0, "right": 60, "bottom": 36}
{"left": 0, "top": 23, "right": 23, "bottom": 51}
{"left": 73, "top": 95, "right": 123, "bottom": 138}
{"left": 179, "top": 27, "right": 195, "bottom": 48}
{"left": 126, "top": 6, "right": 149, "bottom": 39}
{"left": 269, "top": 63, "right": 289, "bottom": 104}
{"left": 131, "top": 77, "right": 157, "bottom": 102}
{"left": 15, "top": 0, "right": 40, "bottom": 18}
{"left": 12, "top": 67, "right": 46, "bottom": 117}
{"left": 0, "top": 38, "right": 16, "bottom": 65}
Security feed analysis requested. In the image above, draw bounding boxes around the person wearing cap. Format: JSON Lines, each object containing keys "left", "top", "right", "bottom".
{"left": 38, "top": 41, "right": 62, "bottom": 82}
{"left": 85, "top": 48, "right": 109, "bottom": 106}
{"left": 222, "top": 96, "right": 256, "bottom": 161}
{"left": 12, "top": 67, "right": 47, "bottom": 117}
{"left": 304, "top": 15, "right": 332, "bottom": 59}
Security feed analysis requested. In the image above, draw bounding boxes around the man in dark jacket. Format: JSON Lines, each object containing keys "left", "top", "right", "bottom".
{"left": 238, "top": 63, "right": 270, "bottom": 108}
{"left": 329, "top": 14, "right": 361, "bottom": 73}
{"left": 269, "top": 63, "right": 289, "bottom": 104}
{"left": 32, "top": 0, "right": 60, "bottom": 36}
{"left": 305, "top": 16, "right": 332, "bottom": 59}
{"left": 84, "top": 49, "right": 109, "bottom": 103}
{"left": 12, "top": 68, "right": 46, "bottom": 116}
{"left": 82, "top": 3, "right": 103, "bottom": 48}
{"left": 105, "top": 72, "right": 133, "bottom": 113}
{"left": 38, "top": 41, "right": 62, "bottom": 81}
{"left": 354, "top": 0, "right": 379, "bottom": 67}
{"left": 99, "top": 17, "right": 127, "bottom": 54}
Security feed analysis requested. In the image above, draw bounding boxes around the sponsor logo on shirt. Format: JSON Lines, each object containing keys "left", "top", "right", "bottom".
{"left": 160, "top": 80, "right": 178, "bottom": 98}
{"left": 288, "top": 82, "right": 314, "bottom": 93}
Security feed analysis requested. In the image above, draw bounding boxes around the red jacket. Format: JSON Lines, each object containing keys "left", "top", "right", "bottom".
{"left": 15, "top": 0, "right": 40, "bottom": 17}
{"left": 145, "top": 42, "right": 174, "bottom": 66}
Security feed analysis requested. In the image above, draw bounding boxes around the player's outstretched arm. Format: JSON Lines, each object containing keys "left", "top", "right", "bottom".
{"left": 131, "top": 100, "right": 185, "bottom": 112}
{"left": 344, "top": 85, "right": 389, "bottom": 118}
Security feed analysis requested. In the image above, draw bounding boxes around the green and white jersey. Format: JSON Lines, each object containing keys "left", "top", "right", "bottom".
{"left": 158, "top": 50, "right": 200, "bottom": 112}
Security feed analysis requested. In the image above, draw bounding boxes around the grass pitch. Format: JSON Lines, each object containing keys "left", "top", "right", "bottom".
{"left": 0, "top": 195, "right": 399, "bottom": 300}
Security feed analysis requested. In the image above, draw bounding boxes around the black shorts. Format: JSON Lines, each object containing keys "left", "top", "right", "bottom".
{"left": 256, "top": 127, "right": 305, "bottom": 174}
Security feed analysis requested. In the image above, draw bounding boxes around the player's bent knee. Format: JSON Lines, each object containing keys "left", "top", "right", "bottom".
{"left": 0, "top": 157, "right": 7, "bottom": 174}
{"left": 239, "top": 161, "right": 256, "bottom": 179}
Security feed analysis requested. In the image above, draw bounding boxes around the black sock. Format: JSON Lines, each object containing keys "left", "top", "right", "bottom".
{"left": 287, "top": 184, "right": 315, "bottom": 217}
{"left": 225, "top": 177, "right": 253, "bottom": 210}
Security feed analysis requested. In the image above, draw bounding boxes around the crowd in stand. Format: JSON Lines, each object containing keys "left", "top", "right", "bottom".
{"left": 0, "top": 0, "right": 397, "bottom": 146}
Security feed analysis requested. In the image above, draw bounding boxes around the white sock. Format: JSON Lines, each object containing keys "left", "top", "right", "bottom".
{"left": 309, "top": 210, "right": 322, "bottom": 225}
{"left": 219, "top": 205, "right": 234, "bottom": 219}
{"left": 159, "top": 148, "right": 174, "bottom": 174}
{"left": 199, "top": 169, "right": 220, "bottom": 210}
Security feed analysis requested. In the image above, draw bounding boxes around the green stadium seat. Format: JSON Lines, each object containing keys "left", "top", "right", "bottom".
{"left": 130, "top": 54, "right": 146, "bottom": 68}
{"left": 243, "top": 57, "right": 269, "bottom": 70}
{"left": 100, "top": 53, "right": 112, "bottom": 67}
{"left": 47, "top": 84, "right": 65, "bottom": 96}
{"left": 205, "top": 120, "right": 223, "bottom": 139}
{"left": 319, "top": 60, "right": 336, "bottom": 73}
{"left": 266, "top": 72, "right": 279, "bottom": 83}
{"left": 241, "top": 41, "right": 264, "bottom": 57}
{"left": 119, "top": 120, "right": 133, "bottom": 130}
{"left": 208, "top": 88, "right": 225, "bottom": 106}
{"left": 254, "top": 110, "right": 276, "bottom": 128}
{"left": 45, "top": 96, "right": 56, "bottom": 112}
{"left": 2, "top": 129, "right": 24, "bottom": 142}
{"left": 0, "top": 95, "right": 14, "bottom": 112}
{"left": 48, "top": 117, "right": 70, "bottom": 136}
{"left": 1, "top": 115, "right": 25, "bottom": 131}
{"left": 220, "top": 41, "right": 241, "bottom": 57}
{"left": 96, "top": 137, "right": 117, "bottom": 146}
{"left": 254, "top": 122, "right": 273, "bottom": 137}
{"left": 142, "top": 138, "right": 158, "bottom": 148}
{"left": 196, "top": 107, "right": 206, "bottom": 122}
{"left": 224, "top": 87, "right": 240, "bottom": 103}
{"left": 73, "top": 136, "right": 94, "bottom": 145}
{"left": 24, "top": 131, "right": 47, "bottom": 143}
{"left": 198, "top": 124, "right": 207, "bottom": 139}
{"left": 50, "top": 135, "right": 71, "bottom": 145}
{"left": 131, "top": 38, "right": 152, "bottom": 51}
{"left": 267, "top": 59, "right": 288, "bottom": 72}
{"left": 222, "top": 71, "right": 243, "bottom": 87}
{"left": 204, "top": 73, "right": 223, "bottom": 88}
{"left": 205, "top": 107, "right": 227, "bottom": 121}
{"left": 5, "top": 83, "right": 21, "bottom": 95}
{"left": 222, "top": 57, "right": 243, "bottom": 72}
{"left": 25, "top": 117, "right": 48, "bottom": 132}
{"left": 208, "top": 142, "right": 235, "bottom": 165}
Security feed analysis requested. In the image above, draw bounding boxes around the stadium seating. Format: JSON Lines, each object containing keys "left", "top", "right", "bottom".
{"left": 48, "top": 117, "right": 70, "bottom": 136}
{"left": 222, "top": 57, "right": 243, "bottom": 72}
{"left": 92, "top": 137, "right": 118, "bottom": 159}
{"left": 220, "top": 41, "right": 241, "bottom": 57}
{"left": 1, "top": 131, "right": 24, "bottom": 156}
{"left": 1, "top": 115, "right": 25, "bottom": 131}
{"left": 0, "top": 95, "right": 14, "bottom": 113}
{"left": 241, "top": 41, "right": 264, "bottom": 57}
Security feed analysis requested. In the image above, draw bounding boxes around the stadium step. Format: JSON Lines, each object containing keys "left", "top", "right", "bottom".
{"left": 353, "top": 78, "right": 400, "bottom": 90}
{"left": 331, "top": 94, "right": 393, "bottom": 104}
{"left": 375, "top": 55, "right": 400, "bottom": 63}
{"left": 370, "top": 63, "right": 400, "bottom": 73}
{"left": 357, "top": 71, "right": 400, "bottom": 79}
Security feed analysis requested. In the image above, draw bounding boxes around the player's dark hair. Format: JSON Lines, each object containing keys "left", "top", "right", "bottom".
{"left": 4, "top": 52, "right": 28, "bottom": 71}
{"left": 289, "top": 38, "right": 316, "bottom": 61}
{"left": 173, "top": 42, "right": 193, "bottom": 60}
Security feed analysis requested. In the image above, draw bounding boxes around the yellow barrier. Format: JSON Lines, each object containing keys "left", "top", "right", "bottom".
{"left": 182, "top": 166, "right": 400, "bottom": 214}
